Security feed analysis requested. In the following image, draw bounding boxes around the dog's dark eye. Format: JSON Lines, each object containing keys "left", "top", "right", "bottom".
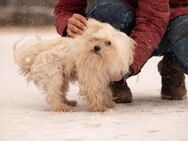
{"left": 105, "top": 41, "right": 111, "bottom": 46}
{"left": 94, "top": 45, "right": 101, "bottom": 52}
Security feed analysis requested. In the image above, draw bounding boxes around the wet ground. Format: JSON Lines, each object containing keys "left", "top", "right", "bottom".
{"left": 0, "top": 27, "right": 188, "bottom": 141}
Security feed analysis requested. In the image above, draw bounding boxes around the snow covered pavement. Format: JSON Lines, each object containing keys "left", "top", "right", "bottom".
{"left": 0, "top": 27, "right": 188, "bottom": 141}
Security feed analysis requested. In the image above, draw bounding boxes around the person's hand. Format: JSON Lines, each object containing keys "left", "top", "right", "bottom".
{"left": 109, "top": 73, "right": 123, "bottom": 82}
{"left": 67, "top": 14, "right": 87, "bottom": 38}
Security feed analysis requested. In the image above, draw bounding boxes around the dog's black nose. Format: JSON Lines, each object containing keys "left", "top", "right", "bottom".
{"left": 94, "top": 45, "right": 101, "bottom": 52}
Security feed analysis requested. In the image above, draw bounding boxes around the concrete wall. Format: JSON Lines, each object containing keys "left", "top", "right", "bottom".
{"left": 0, "top": 0, "right": 54, "bottom": 26}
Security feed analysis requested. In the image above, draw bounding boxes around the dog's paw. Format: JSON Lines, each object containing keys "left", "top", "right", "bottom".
{"left": 88, "top": 105, "right": 106, "bottom": 112}
{"left": 51, "top": 104, "right": 73, "bottom": 112}
{"left": 105, "top": 101, "right": 115, "bottom": 109}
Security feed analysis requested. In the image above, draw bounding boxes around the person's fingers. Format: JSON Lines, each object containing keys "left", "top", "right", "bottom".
{"left": 72, "top": 14, "right": 87, "bottom": 25}
{"left": 68, "top": 17, "right": 86, "bottom": 30}
{"left": 67, "top": 29, "right": 76, "bottom": 38}
{"left": 67, "top": 14, "right": 87, "bottom": 37}
{"left": 67, "top": 24, "right": 83, "bottom": 35}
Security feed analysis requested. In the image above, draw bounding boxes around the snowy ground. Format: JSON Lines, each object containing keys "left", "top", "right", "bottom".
{"left": 0, "top": 27, "right": 188, "bottom": 141}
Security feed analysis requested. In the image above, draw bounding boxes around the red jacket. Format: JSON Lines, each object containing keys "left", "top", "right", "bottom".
{"left": 54, "top": 0, "right": 188, "bottom": 75}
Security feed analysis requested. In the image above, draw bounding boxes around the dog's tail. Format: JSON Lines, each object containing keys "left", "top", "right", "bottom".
{"left": 13, "top": 35, "right": 63, "bottom": 75}
{"left": 13, "top": 35, "right": 42, "bottom": 75}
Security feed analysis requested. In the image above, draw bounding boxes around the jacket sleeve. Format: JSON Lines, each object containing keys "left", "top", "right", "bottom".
{"left": 54, "top": 0, "right": 87, "bottom": 36}
{"left": 130, "top": 0, "right": 170, "bottom": 75}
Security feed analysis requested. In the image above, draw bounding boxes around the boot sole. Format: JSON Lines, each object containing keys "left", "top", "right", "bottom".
{"left": 161, "top": 94, "right": 187, "bottom": 100}
{"left": 113, "top": 97, "right": 133, "bottom": 103}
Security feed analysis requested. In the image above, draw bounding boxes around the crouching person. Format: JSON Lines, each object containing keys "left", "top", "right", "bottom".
{"left": 54, "top": 0, "right": 188, "bottom": 102}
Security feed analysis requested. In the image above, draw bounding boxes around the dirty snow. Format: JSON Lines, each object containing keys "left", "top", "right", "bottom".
{"left": 0, "top": 27, "right": 188, "bottom": 141}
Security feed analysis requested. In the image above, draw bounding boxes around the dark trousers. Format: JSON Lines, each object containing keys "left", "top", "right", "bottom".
{"left": 87, "top": 0, "right": 188, "bottom": 74}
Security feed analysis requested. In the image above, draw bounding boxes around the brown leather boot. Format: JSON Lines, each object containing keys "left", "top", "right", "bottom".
{"left": 110, "top": 79, "right": 133, "bottom": 103}
{"left": 158, "top": 55, "right": 187, "bottom": 100}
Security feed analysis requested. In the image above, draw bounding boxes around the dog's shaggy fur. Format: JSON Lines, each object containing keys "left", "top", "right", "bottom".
{"left": 13, "top": 19, "right": 135, "bottom": 112}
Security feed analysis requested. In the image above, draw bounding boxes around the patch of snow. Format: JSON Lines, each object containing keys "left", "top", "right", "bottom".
{"left": 0, "top": 28, "right": 188, "bottom": 141}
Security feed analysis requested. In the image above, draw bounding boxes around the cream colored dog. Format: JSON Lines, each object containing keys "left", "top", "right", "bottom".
{"left": 13, "top": 19, "right": 135, "bottom": 112}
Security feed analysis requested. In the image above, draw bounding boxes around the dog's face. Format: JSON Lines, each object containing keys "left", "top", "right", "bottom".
{"left": 74, "top": 19, "right": 135, "bottom": 80}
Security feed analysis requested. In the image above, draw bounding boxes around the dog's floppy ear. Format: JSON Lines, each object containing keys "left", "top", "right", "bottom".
{"left": 122, "top": 34, "right": 135, "bottom": 66}
{"left": 113, "top": 31, "right": 135, "bottom": 69}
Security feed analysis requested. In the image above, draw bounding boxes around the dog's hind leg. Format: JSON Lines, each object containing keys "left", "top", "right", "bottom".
{"left": 29, "top": 53, "right": 73, "bottom": 112}
{"left": 45, "top": 78, "right": 73, "bottom": 112}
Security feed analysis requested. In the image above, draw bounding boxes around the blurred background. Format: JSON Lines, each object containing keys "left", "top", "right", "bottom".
{"left": 0, "top": 0, "right": 54, "bottom": 27}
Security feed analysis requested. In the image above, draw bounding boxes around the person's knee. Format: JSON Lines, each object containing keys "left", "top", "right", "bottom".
{"left": 86, "top": 0, "right": 135, "bottom": 34}
{"left": 172, "top": 36, "right": 188, "bottom": 74}
{"left": 166, "top": 15, "right": 188, "bottom": 43}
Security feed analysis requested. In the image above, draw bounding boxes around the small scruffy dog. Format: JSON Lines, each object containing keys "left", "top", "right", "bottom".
{"left": 13, "top": 19, "right": 135, "bottom": 112}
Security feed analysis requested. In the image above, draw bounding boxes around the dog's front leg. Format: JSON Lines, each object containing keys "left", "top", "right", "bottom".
{"left": 85, "top": 90, "right": 107, "bottom": 112}
{"left": 102, "top": 87, "right": 115, "bottom": 109}
{"left": 80, "top": 82, "right": 115, "bottom": 112}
